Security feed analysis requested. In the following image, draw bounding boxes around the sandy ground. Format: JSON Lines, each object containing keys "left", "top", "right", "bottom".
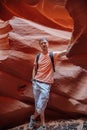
{"left": 8, "top": 118, "right": 87, "bottom": 130}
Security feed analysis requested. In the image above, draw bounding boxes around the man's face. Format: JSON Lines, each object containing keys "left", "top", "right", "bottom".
{"left": 39, "top": 41, "right": 49, "bottom": 51}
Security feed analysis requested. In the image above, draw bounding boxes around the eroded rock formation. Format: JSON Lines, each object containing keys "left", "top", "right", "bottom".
{"left": 0, "top": 0, "right": 87, "bottom": 129}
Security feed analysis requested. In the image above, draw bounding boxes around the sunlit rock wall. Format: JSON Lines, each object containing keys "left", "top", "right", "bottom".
{"left": 0, "top": 0, "right": 87, "bottom": 129}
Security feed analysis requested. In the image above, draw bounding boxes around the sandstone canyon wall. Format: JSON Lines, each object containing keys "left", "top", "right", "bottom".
{"left": 0, "top": 0, "right": 87, "bottom": 129}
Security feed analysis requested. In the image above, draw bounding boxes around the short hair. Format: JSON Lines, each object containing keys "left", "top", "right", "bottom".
{"left": 39, "top": 37, "right": 48, "bottom": 44}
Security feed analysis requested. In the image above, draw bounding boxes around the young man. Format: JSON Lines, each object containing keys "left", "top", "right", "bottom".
{"left": 29, "top": 38, "right": 67, "bottom": 130}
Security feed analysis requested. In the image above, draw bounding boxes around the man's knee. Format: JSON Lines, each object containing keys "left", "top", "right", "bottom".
{"left": 36, "top": 107, "right": 45, "bottom": 114}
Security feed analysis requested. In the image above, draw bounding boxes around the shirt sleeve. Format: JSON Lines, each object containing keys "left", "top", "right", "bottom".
{"left": 53, "top": 50, "right": 67, "bottom": 64}
{"left": 53, "top": 51, "right": 62, "bottom": 64}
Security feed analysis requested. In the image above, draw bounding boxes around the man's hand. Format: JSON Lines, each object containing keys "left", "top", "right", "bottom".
{"left": 59, "top": 49, "right": 67, "bottom": 57}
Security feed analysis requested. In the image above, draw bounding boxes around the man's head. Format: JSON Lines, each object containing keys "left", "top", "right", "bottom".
{"left": 39, "top": 38, "right": 49, "bottom": 52}
{"left": 39, "top": 38, "right": 48, "bottom": 44}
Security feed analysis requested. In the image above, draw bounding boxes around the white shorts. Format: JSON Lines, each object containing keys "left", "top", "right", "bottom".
{"left": 32, "top": 80, "right": 51, "bottom": 114}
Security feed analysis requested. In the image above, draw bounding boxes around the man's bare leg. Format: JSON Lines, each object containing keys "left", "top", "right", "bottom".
{"left": 40, "top": 111, "right": 46, "bottom": 126}
{"left": 33, "top": 110, "right": 39, "bottom": 120}
{"left": 28, "top": 110, "right": 39, "bottom": 129}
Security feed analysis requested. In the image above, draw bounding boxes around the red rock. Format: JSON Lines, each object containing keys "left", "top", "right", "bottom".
{"left": 0, "top": 0, "right": 73, "bottom": 31}
{"left": 66, "top": 0, "right": 87, "bottom": 69}
{"left": 0, "top": 96, "right": 34, "bottom": 129}
{"left": 0, "top": 0, "right": 87, "bottom": 129}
